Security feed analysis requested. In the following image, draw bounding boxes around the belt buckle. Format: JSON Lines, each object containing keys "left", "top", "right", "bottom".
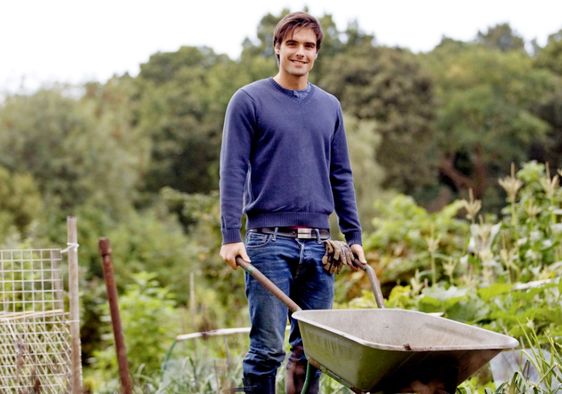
{"left": 297, "top": 228, "right": 314, "bottom": 239}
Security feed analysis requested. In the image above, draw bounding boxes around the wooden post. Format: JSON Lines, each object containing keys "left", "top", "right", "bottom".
{"left": 99, "top": 237, "right": 133, "bottom": 394}
{"left": 189, "top": 272, "right": 196, "bottom": 315}
{"left": 67, "top": 216, "right": 83, "bottom": 393}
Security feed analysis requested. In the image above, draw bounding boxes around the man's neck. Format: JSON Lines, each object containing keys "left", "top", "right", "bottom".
{"left": 273, "top": 73, "right": 309, "bottom": 90}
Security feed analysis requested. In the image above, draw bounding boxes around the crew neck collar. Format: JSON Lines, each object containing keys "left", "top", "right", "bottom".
{"left": 269, "top": 78, "right": 313, "bottom": 100}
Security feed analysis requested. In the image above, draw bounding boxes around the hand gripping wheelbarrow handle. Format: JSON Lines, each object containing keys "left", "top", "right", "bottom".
{"left": 235, "top": 256, "right": 385, "bottom": 310}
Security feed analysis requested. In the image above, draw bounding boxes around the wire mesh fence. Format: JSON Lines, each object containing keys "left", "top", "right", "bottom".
{"left": 0, "top": 249, "right": 72, "bottom": 393}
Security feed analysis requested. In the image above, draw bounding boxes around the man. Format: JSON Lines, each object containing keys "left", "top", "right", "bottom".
{"left": 219, "top": 11, "right": 366, "bottom": 394}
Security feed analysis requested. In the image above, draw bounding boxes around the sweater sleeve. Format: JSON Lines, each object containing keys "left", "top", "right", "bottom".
{"left": 330, "top": 105, "right": 363, "bottom": 246}
{"left": 219, "top": 89, "right": 255, "bottom": 244}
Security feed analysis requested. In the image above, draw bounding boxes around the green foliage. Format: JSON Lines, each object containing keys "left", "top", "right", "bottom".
{"left": 353, "top": 162, "right": 561, "bottom": 391}
{"left": 483, "top": 281, "right": 561, "bottom": 340}
{"left": 0, "top": 89, "right": 90, "bottom": 209}
{"left": 159, "top": 188, "right": 248, "bottom": 331}
{"left": 87, "top": 272, "right": 178, "bottom": 392}
{"left": 476, "top": 23, "right": 526, "bottom": 52}
{"left": 496, "top": 162, "right": 561, "bottom": 282}
{"left": 320, "top": 46, "right": 437, "bottom": 195}
{"left": 135, "top": 46, "right": 244, "bottom": 195}
{"left": 0, "top": 166, "right": 43, "bottom": 242}
{"left": 519, "top": 330, "right": 562, "bottom": 393}
{"left": 159, "top": 353, "right": 243, "bottom": 393}
{"left": 459, "top": 328, "right": 561, "bottom": 393}
{"left": 240, "top": 10, "right": 286, "bottom": 59}
{"left": 535, "top": 29, "right": 562, "bottom": 75}
{"left": 343, "top": 114, "right": 387, "bottom": 230}
{"left": 364, "top": 194, "right": 468, "bottom": 284}
{"left": 364, "top": 161, "right": 561, "bottom": 292}
{"left": 0, "top": 86, "right": 144, "bottom": 216}
{"left": 103, "top": 207, "right": 199, "bottom": 303}
{"left": 422, "top": 41, "right": 560, "bottom": 201}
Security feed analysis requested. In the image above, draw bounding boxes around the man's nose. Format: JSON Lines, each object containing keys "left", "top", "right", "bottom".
{"left": 295, "top": 45, "right": 305, "bottom": 56}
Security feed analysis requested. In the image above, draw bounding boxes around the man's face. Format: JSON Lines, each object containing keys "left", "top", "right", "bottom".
{"left": 275, "top": 27, "right": 318, "bottom": 79}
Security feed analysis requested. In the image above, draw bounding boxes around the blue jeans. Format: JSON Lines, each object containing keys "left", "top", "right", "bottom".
{"left": 242, "top": 230, "right": 333, "bottom": 392}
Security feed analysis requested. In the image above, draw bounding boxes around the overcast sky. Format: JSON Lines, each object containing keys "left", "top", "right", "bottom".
{"left": 1, "top": 0, "right": 560, "bottom": 95}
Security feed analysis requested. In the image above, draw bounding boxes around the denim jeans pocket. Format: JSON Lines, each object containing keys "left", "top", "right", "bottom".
{"left": 245, "top": 231, "right": 272, "bottom": 248}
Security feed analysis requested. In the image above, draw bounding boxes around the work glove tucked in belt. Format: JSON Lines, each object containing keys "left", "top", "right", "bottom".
{"left": 322, "top": 240, "right": 360, "bottom": 274}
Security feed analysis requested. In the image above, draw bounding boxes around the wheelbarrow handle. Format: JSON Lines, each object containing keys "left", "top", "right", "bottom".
{"left": 236, "top": 257, "right": 302, "bottom": 313}
{"left": 358, "top": 262, "right": 386, "bottom": 309}
{"left": 236, "top": 256, "right": 385, "bottom": 310}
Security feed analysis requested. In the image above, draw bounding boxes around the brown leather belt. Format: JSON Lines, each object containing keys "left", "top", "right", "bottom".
{"left": 251, "top": 227, "right": 330, "bottom": 240}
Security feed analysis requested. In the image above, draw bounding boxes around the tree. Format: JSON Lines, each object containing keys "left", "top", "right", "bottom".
{"left": 0, "top": 166, "right": 43, "bottom": 241}
{"left": 476, "top": 23, "right": 525, "bottom": 52}
{"left": 0, "top": 85, "right": 146, "bottom": 221}
{"left": 240, "top": 10, "right": 288, "bottom": 59}
{"left": 342, "top": 19, "right": 376, "bottom": 49}
{"left": 320, "top": 45, "right": 437, "bottom": 196}
{"left": 135, "top": 46, "right": 244, "bottom": 195}
{"left": 535, "top": 29, "right": 562, "bottom": 75}
{"left": 424, "top": 43, "right": 555, "bottom": 200}
{"left": 533, "top": 29, "right": 562, "bottom": 169}
{"left": 343, "top": 114, "right": 387, "bottom": 229}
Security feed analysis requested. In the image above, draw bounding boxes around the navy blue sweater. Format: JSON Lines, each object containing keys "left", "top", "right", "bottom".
{"left": 220, "top": 78, "right": 362, "bottom": 245}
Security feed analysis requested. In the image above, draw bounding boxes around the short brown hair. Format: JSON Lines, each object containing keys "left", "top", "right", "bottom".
{"left": 273, "top": 12, "right": 323, "bottom": 53}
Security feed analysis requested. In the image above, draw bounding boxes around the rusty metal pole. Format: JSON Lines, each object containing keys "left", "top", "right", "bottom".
{"left": 99, "top": 238, "right": 133, "bottom": 394}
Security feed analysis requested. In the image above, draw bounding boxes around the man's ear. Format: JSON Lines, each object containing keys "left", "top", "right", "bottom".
{"left": 274, "top": 45, "right": 280, "bottom": 55}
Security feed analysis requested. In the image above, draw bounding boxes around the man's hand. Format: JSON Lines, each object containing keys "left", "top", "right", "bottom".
{"left": 322, "top": 241, "right": 367, "bottom": 273}
{"left": 323, "top": 240, "right": 355, "bottom": 274}
{"left": 220, "top": 242, "right": 250, "bottom": 270}
{"left": 350, "top": 244, "right": 367, "bottom": 267}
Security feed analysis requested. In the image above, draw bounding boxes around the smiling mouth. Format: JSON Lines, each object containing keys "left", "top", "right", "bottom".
{"left": 290, "top": 59, "right": 307, "bottom": 64}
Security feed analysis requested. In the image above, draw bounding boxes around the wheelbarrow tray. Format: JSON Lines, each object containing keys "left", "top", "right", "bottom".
{"left": 293, "top": 308, "right": 519, "bottom": 393}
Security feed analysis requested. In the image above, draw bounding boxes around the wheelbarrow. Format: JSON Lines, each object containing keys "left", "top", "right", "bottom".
{"left": 236, "top": 257, "right": 519, "bottom": 393}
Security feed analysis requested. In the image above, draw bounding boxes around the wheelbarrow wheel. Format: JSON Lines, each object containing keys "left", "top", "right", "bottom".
{"left": 384, "top": 357, "right": 459, "bottom": 394}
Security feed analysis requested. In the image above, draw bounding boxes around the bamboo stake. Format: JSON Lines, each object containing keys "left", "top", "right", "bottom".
{"left": 67, "top": 216, "right": 83, "bottom": 393}
{"left": 175, "top": 325, "right": 290, "bottom": 342}
{"left": 189, "top": 272, "right": 196, "bottom": 315}
{"left": 99, "top": 237, "right": 133, "bottom": 394}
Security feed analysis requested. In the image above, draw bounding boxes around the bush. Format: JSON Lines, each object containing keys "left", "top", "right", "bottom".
{"left": 86, "top": 272, "right": 178, "bottom": 392}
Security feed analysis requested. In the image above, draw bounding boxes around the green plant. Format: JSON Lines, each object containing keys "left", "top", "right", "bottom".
{"left": 86, "top": 272, "right": 178, "bottom": 392}
{"left": 364, "top": 194, "right": 469, "bottom": 286}
{"left": 158, "top": 354, "right": 243, "bottom": 394}
{"left": 352, "top": 162, "right": 561, "bottom": 392}
{"left": 458, "top": 328, "right": 561, "bottom": 393}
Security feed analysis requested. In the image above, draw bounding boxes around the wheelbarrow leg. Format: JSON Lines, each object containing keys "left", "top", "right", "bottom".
{"left": 300, "top": 362, "right": 315, "bottom": 394}
{"left": 287, "top": 345, "right": 319, "bottom": 394}
{"left": 301, "top": 361, "right": 365, "bottom": 394}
